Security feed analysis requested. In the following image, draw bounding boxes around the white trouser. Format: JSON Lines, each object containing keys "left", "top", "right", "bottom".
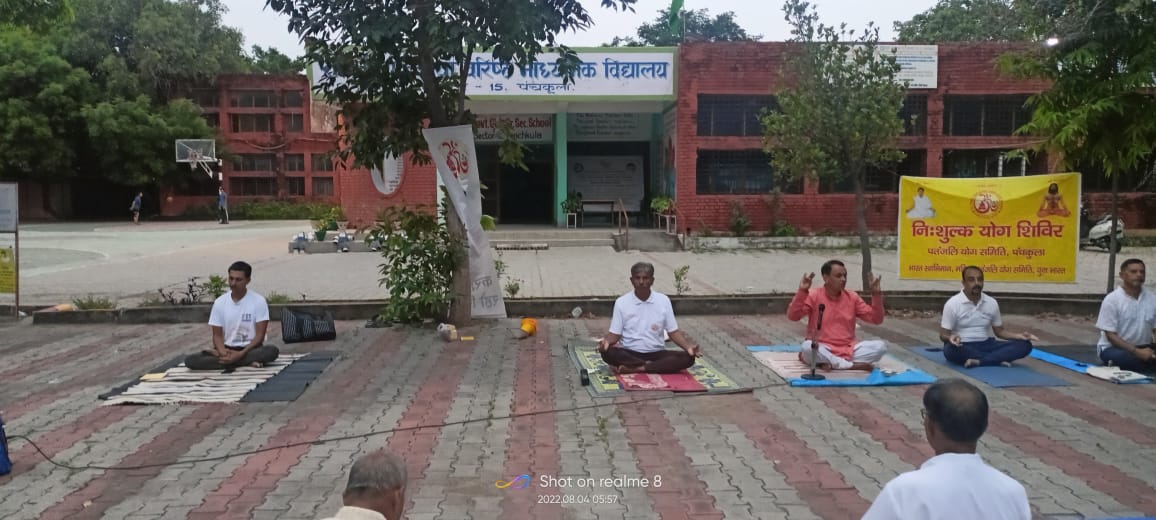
{"left": 801, "top": 340, "right": 887, "bottom": 370}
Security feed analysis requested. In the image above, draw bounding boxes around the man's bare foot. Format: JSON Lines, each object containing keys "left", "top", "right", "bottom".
{"left": 848, "top": 362, "right": 874, "bottom": 371}
{"left": 964, "top": 359, "right": 980, "bottom": 368}
{"left": 250, "top": 362, "right": 264, "bottom": 368}
{"left": 616, "top": 364, "right": 647, "bottom": 375}
{"left": 1000, "top": 361, "right": 1012, "bottom": 367}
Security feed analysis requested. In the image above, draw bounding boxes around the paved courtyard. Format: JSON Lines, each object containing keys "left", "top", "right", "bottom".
{"left": 3, "top": 220, "right": 1154, "bottom": 309}
{"left": 1, "top": 314, "right": 1155, "bottom": 520}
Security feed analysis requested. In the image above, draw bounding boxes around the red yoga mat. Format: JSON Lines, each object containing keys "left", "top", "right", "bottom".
{"left": 616, "top": 371, "right": 707, "bottom": 392}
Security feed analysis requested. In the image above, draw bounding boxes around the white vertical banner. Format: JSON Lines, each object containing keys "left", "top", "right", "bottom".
{"left": 370, "top": 154, "right": 405, "bottom": 196}
{"left": 422, "top": 125, "right": 507, "bottom": 319}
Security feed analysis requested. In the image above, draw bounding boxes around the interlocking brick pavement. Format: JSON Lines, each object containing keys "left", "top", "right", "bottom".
{"left": 3, "top": 315, "right": 1156, "bottom": 519}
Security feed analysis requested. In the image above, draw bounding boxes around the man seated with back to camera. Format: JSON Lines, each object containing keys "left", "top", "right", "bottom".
{"left": 597, "top": 262, "right": 702, "bottom": 374}
{"left": 787, "top": 259, "right": 887, "bottom": 371}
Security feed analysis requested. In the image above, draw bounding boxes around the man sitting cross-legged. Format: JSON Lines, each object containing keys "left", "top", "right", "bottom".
{"left": 1095, "top": 258, "right": 1156, "bottom": 372}
{"left": 597, "top": 262, "right": 702, "bottom": 374}
{"left": 939, "top": 266, "right": 1037, "bottom": 368}
{"left": 787, "top": 259, "right": 887, "bottom": 371}
{"left": 184, "top": 261, "right": 280, "bottom": 370}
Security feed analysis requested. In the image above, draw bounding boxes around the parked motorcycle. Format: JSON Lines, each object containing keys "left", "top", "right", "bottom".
{"left": 1079, "top": 202, "right": 1125, "bottom": 252}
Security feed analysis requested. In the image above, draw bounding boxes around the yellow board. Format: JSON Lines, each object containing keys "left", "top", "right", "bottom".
{"left": 0, "top": 246, "right": 14, "bottom": 294}
{"left": 898, "top": 173, "right": 1079, "bottom": 282}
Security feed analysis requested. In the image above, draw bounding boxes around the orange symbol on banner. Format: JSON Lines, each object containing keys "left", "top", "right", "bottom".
{"left": 440, "top": 140, "right": 469, "bottom": 180}
{"left": 970, "top": 191, "right": 1003, "bottom": 218}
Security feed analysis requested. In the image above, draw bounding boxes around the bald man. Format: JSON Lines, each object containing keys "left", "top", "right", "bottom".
{"left": 862, "top": 379, "right": 1030, "bottom": 520}
{"left": 318, "top": 450, "right": 407, "bottom": 520}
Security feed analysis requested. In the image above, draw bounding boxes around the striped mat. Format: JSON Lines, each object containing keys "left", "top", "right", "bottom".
{"left": 101, "top": 354, "right": 309, "bottom": 405}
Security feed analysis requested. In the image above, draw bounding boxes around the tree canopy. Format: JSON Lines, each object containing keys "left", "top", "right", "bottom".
{"left": 0, "top": 0, "right": 304, "bottom": 189}
{"left": 761, "top": 0, "right": 907, "bottom": 291}
{"left": 894, "top": 0, "right": 1033, "bottom": 43}
{"left": 606, "top": 8, "right": 760, "bottom": 47}
{"left": 248, "top": 45, "right": 308, "bottom": 74}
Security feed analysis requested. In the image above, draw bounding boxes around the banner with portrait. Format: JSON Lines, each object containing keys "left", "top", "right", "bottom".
{"left": 422, "top": 125, "right": 507, "bottom": 319}
{"left": 897, "top": 173, "right": 1080, "bottom": 282}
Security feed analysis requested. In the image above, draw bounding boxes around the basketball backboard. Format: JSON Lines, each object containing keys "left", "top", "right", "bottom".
{"left": 175, "top": 139, "right": 217, "bottom": 163}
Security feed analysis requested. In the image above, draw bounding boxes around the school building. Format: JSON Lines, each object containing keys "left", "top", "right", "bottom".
{"left": 163, "top": 43, "right": 1156, "bottom": 231}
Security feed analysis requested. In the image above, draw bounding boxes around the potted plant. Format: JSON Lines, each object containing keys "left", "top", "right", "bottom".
{"left": 561, "top": 191, "right": 582, "bottom": 214}
{"left": 650, "top": 195, "right": 674, "bottom": 215}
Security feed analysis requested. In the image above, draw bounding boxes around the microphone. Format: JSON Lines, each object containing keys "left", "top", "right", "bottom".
{"left": 816, "top": 304, "right": 826, "bottom": 332}
{"left": 802, "top": 304, "right": 827, "bottom": 381}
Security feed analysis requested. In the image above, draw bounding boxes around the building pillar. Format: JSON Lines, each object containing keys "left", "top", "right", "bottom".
{"left": 554, "top": 111, "right": 568, "bottom": 227}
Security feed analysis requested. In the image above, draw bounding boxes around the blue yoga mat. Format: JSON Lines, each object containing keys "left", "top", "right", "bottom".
{"left": 747, "top": 346, "right": 937, "bottom": 387}
{"left": 1028, "top": 349, "right": 1090, "bottom": 374}
{"left": 909, "top": 347, "right": 1070, "bottom": 388}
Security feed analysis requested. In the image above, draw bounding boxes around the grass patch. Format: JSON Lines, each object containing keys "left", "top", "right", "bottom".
{"left": 72, "top": 295, "right": 116, "bottom": 310}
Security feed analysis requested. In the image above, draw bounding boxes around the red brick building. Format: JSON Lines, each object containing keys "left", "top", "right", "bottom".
{"left": 166, "top": 45, "right": 1154, "bottom": 230}
{"left": 162, "top": 74, "right": 341, "bottom": 216}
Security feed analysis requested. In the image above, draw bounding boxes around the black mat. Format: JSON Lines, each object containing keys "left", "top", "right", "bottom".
{"left": 1034, "top": 344, "right": 1156, "bottom": 376}
{"left": 98, "top": 355, "right": 185, "bottom": 400}
{"left": 239, "top": 351, "right": 338, "bottom": 402}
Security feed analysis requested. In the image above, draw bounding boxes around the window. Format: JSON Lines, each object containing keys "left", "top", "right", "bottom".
{"left": 943, "top": 95, "right": 1033, "bottom": 136}
{"left": 311, "top": 153, "right": 334, "bottom": 171}
{"left": 230, "top": 90, "right": 277, "bottom": 108}
{"left": 1077, "top": 159, "right": 1156, "bottom": 193}
{"left": 942, "top": 149, "right": 1049, "bottom": 178}
{"left": 284, "top": 91, "right": 305, "bottom": 107}
{"left": 189, "top": 90, "right": 219, "bottom": 107}
{"left": 230, "top": 114, "right": 274, "bottom": 133}
{"left": 899, "top": 96, "right": 928, "bottom": 136}
{"left": 201, "top": 113, "right": 220, "bottom": 128}
{"left": 230, "top": 177, "right": 278, "bottom": 196}
{"left": 284, "top": 154, "right": 305, "bottom": 171}
{"left": 312, "top": 177, "right": 335, "bottom": 196}
{"left": 820, "top": 150, "right": 927, "bottom": 193}
{"left": 697, "top": 95, "right": 778, "bottom": 136}
{"left": 286, "top": 177, "right": 305, "bottom": 196}
{"left": 284, "top": 113, "right": 304, "bottom": 132}
{"left": 232, "top": 154, "right": 276, "bottom": 172}
{"left": 695, "top": 150, "right": 802, "bottom": 195}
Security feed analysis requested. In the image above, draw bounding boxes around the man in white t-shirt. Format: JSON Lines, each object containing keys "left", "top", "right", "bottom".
{"left": 1095, "top": 258, "right": 1156, "bottom": 372}
{"left": 939, "top": 266, "right": 1037, "bottom": 368}
{"left": 184, "top": 261, "right": 280, "bottom": 370}
{"left": 597, "top": 262, "right": 702, "bottom": 374}
{"left": 862, "top": 379, "right": 1030, "bottom": 520}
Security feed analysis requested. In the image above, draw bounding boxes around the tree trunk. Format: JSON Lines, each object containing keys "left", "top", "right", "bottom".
{"left": 445, "top": 199, "right": 471, "bottom": 325}
{"left": 1107, "top": 172, "right": 1119, "bottom": 293}
{"left": 852, "top": 173, "right": 873, "bottom": 292}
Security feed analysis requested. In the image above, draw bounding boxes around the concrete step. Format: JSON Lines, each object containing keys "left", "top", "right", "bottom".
{"left": 491, "top": 238, "right": 614, "bottom": 249}
{"left": 614, "top": 229, "right": 682, "bottom": 252}
{"left": 486, "top": 229, "right": 613, "bottom": 241}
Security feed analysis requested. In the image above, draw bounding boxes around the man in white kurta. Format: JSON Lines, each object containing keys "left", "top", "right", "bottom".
{"left": 862, "top": 379, "right": 1030, "bottom": 520}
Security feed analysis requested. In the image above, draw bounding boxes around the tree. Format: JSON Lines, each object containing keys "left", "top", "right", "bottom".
{"left": 0, "top": 0, "right": 73, "bottom": 29}
{"left": 760, "top": 0, "right": 907, "bottom": 292}
{"left": 894, "top": 0, "right": 1033, "bottom": 43}
{"left": 59, "top": 0, "right": 250, "bottom": 101}
{"left": 999, "top": 0, "right": 1156, "bottom": 290}
{"left": 81, "top": 96, "right": 215, "bottom": 186}
{"left": 607, "top": 8, "right": 760, "bottom": 46}
{"left": 0, "top": 26, "right": 91, "bottom": 181}
{"left": 267, "top": 0, "right": 637, "bottom": 325}
{"left": 248, "top": 45, "right": 307, "bottom": 74}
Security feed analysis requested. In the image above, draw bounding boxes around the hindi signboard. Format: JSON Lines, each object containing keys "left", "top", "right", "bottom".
{"left": 467, "top": 51, "right": 675, "bottom": 98}
{"left": 0, "top": 183, "right": 16, "bottom": 233}
{"left": 0, "top": 247, "right": 14, "bottom": 295}
{"left": 898, "top": 173, "right": 1079, "bottom": 282}
{"left": 876, "top": 45, "right": 938, "bottom": 89}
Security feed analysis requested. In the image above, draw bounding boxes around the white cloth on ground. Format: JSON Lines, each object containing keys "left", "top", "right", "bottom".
{"left": 800, "top": 339, "right": 887, "bottom": 370}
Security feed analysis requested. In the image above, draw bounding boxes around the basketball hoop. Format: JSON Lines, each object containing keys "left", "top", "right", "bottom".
{"left": 175, "top": 139, "right": 218, "bottom": 180}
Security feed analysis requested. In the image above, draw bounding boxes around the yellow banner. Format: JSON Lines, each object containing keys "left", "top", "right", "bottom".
{"left": 898, "top": 173, "right": 1079, "bottom": 282}
{"left": 0, "top": 246, "right": 14, "bottom": 294}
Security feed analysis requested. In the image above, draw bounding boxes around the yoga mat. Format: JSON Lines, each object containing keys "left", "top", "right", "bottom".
{"left": 99, "top": 355, "right": 185, "bottom": 400}
{"left": 241, "top": 351, "right": 338, "bottom": 402}
{"left": 909, "top": 347, "right": 1070, "bottom": 388}
{"left": 616, "top": 372, "right": 707, "bottom": 392}
{"left": 747, "top": 346, "right": 936, "bottom": 387}
{"left": 566, "top": 340, "right": 741, "bottom": 398}
{"left": 101, "top": 354, "right": 311, "bottom": 405}
{"left": 1030, "top": 345, "right": 1156, "bottom": 378}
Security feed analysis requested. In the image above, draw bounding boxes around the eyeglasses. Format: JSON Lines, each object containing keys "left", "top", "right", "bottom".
{"left": 920, "top": 408, "right": 928, "bottom": 422}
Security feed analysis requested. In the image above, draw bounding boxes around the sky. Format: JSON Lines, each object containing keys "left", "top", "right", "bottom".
{"left": 221, "top": 0, "right": 941, "bottom": 58}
